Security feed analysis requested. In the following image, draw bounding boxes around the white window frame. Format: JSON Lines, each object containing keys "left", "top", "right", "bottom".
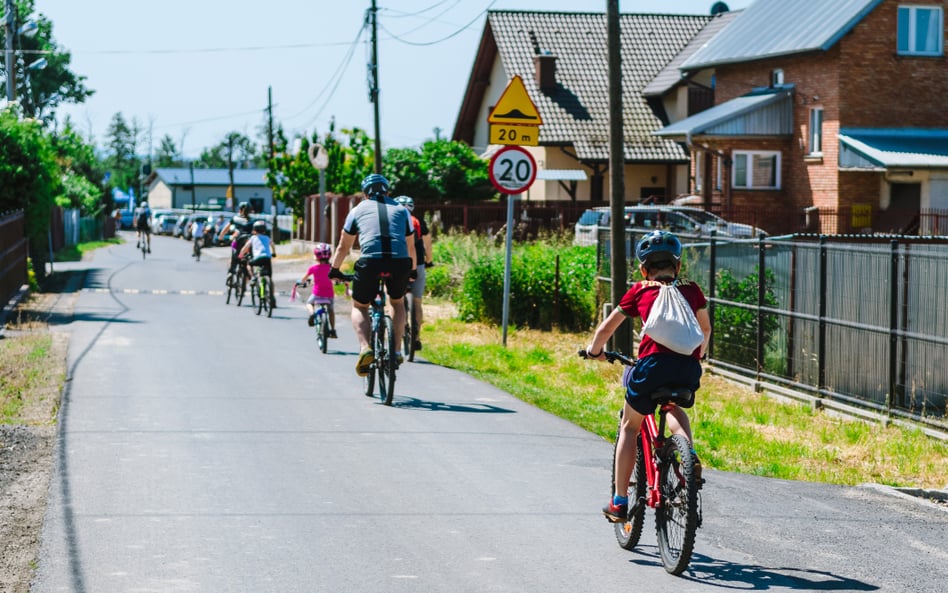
{"left": 897, "top": 5, "right": 944, "bottom": 56}
{"left": 771, "top": 68, "right": 784, "bottom": 86}
{"left": 808, "top": 108, "right": 824, "bottom": 156}
{"left": 732, "top": 150, "right": 781, "bottom": 190}
{"left": 694, "top": 151, "right": 703, "bottom": 192}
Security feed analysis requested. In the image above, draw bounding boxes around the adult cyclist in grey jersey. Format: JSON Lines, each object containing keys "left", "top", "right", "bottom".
{"left": 330, "top": 174, "right": 416, "bottom": 376}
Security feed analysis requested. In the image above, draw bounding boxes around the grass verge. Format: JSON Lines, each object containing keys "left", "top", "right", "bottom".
{"left": 420, "top": 313, "right": 948, "bottom": 490}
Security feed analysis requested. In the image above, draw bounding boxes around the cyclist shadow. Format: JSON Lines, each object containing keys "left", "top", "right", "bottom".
{"left": 389, "top": 395, "right": 517, "bottom": 414}
{"left": 628, "top": 549, "right": 878, "bottom": 590}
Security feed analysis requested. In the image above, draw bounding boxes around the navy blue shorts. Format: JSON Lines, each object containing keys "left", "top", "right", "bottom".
{"left": 622, "top": 353, "right": 702, "bottom": 416}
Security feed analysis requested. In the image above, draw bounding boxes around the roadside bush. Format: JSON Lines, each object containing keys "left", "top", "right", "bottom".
{"left": 458, "top": 242, "right": 597, "bottom": 331}
{"left": 713, "top": 267, "right": 779, "bottom": 367}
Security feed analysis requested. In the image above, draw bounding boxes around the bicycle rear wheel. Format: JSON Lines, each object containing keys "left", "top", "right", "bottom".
{"left": 403, "top": 293, "right": 416, "bottom": 362}
{"left": 251, "top": 278, "right": 260, "bottom": 314}
{"left": 655, "top": 434, "right": 699, "bottom": 575}
{"left": 225, "top": 273, "right": 235, "bottom": 304}
{"left": 614, "top": 431, "right": 647, "bottom": 550}
{"left": 262, "top": 277, "right": 273, "bottom": 318}
{"left": 236, "top": 271, "right": 247, "bottom": 306}
{"left": 376, "top": 316, "right": 396, "bottom": 405}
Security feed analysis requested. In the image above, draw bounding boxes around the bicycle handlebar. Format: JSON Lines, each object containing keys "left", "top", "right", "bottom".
{"left": 578, "top": 349, "right": 635, "bottom": 366}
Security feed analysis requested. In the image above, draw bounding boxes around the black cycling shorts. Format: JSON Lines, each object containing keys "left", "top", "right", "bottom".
{"left": 351, "top": 257, "right": 412, "bottom": 305}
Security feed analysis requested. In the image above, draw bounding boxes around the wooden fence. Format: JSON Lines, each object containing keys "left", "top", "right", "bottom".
{"left": 0, "top": 211, "right": 28, "bottom": 306}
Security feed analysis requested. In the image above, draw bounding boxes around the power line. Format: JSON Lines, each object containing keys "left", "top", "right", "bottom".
{"left": 380, "top": 0, "right": 453, "bottom": 19}
{"left": 68, "top": 39, "right": 363, "bottom": 56}
{"left": 379, "top": 0, "right": 496, "bottom": 46}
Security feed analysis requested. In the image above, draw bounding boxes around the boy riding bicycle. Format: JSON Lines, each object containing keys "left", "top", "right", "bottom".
{"left": 584, "top": 230, "right": 711, "bottom": 522}
{"left": 298, "top": 243, "right": 337, "bottom": 337}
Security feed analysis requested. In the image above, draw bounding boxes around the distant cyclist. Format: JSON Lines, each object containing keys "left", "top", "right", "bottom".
{"left": 394, "top": 195, "right": 433, "bottom": 351}
{"left": 219, "top": 202, "right": 254, "bottom": 276}
{"left": 135, "top": 201, "right": 152, "bottom": 253}
{"left": 329, "top": 174, "right": 416, "bottom": 376}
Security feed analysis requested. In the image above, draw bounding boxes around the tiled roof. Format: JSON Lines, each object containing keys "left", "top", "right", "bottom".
{"left": 642, "top": 10, "right": 741, "bottom": 97}
{"left": 681, "top": 0, "right": 884, "bottom": 70}
{"left": 486, "top": 10, "right": 711, "bottom": 162}
{"left": 154, "top": 167, "right": 269, "bottom": 187}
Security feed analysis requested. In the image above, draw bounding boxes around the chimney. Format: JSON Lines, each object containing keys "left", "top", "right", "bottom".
{"left": 534, "top": 51, "right": 557, "bottom": 92}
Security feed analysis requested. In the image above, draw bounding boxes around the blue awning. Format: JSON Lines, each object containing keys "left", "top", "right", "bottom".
{"left": 838, "top": 128, "right": 948, "bottom": 169}
{"left": 654, "top": 87, "right": 793, "bottom": 139}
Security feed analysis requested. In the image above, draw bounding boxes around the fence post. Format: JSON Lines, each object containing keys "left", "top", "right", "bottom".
{"left": 707, "top": 231, "right": 717, "bottom": 360}
{"left": 888, "top": 239, "right": 899, "bottom": 411}
{"left": 818, "top": 235, "right": 827, "bottom": 395}
{"left": 756, "top": 234, "right": 765, "bottom": 380}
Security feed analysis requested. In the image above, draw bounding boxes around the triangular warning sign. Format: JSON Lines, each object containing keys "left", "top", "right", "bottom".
{"left": 487, "top": 75, "right": 542, "bottom": 126}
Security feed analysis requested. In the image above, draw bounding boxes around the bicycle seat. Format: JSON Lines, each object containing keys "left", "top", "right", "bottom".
{"left": 649, "top": 386, "right": 695, "bottom": 407}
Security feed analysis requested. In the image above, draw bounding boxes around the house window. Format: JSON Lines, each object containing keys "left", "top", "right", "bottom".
{"left": 771, "top": 68, "right": 784, "bottom": 86}
{"left": 808, "top": 108, "right": 823, "bottom": 155}
{"left": 733, "top": 150, "right": 781, "bottom": 189}
{"left": 695, "top": 151, "right": 703, "bottom": 192}
{"left": 897, "top": 5, "right": 944, "bottom": 56}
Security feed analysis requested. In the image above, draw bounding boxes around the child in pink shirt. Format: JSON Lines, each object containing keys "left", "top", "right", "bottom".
{"left": 299, "top": 243, "right": 337, "bottom": 337}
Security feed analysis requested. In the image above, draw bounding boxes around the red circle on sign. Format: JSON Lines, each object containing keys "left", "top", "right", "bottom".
{"left": 488, "top": 146, "right": 537, "bottom": 195}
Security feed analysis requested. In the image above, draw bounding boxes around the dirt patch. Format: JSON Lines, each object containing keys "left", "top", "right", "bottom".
{"left": 0, "top": 278, "right": 75, "bottom": 593}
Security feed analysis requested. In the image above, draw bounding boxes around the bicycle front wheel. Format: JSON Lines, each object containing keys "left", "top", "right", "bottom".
{"left": 655, "top": 434, "right": 699, "bottom": 576}
{"left": 236, "top": 272, "right": 247, "bottom": 306}
{"left": 317, "top": 312, "right": 329, "bottom": 354}
{"left": 225, "top": 273, "right": 235, "bottom": 304}
{"left": 403, "top": 293, "right": 415, "bottom": 362}
{"left": 614, "top": 431, "right": 647, "bottom": 550}
{"left": 376, "top": 317, "right": 395, "bottom": 405}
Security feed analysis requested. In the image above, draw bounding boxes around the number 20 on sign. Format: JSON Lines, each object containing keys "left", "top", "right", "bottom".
{"left": 488, "top": 146, "right": 537, "bottom": 195}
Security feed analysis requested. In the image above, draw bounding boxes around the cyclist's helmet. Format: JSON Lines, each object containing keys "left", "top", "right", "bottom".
{"left": 238, "top": 201, "right": 249, "bottom": 212}
{"left": 394, "top": 195, "right": 414, "bottom": 212}
{"left": 313, "top": 242, "right": 332, "bottom": 260}
{"left": 140, "top": 201, "right": 148, "bottom": 209}
{"left": 360, "top": 173, "right": 390, "bottom": 198}
{"left": 252, "top": 220, "right": 267, "bottom": 232}
{"left": 635, "top": 230, "right": 682, "bottom": 265}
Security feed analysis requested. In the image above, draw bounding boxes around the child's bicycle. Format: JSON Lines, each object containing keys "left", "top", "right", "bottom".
{"left": 293, "top": 281, "right": 344, "bottom": 354}
{"left": 249, "top": 262, "right": 274, "bottom": 318}
{"left": 579, "top": 349, "right": 702, "bottom": 576}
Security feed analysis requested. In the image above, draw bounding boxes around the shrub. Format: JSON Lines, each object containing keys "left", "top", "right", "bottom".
{"left": 713, "top": 267, "right": 779, "bottom": 368}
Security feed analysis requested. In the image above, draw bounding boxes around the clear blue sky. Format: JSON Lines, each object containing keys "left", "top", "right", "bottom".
{"left": 44, "top": 0, "right": 751, "bottom": 158}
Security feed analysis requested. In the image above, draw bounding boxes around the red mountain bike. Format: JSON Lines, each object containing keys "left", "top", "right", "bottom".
{"left": 580, "top": 349, "right": 702, "bottom": 576}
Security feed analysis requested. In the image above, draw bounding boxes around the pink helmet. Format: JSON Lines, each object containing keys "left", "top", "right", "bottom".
{"left": 313, "top": 243, "right": 332, "bottom": 259}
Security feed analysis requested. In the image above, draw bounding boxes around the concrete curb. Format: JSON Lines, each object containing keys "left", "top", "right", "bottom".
{"left": 0, "top": 284, "right": 31, "bottom": 337}
{"left": 861, "top": 483, "right": 948, "bottom": 514}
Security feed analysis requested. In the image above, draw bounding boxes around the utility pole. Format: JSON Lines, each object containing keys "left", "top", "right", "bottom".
{"left": 267, "top": 86, "right": 277, "bottom": 244}
{"left": 5, "top": 0, "right": 15, "bottom": 102}
{"left": 368, "top": 0, "right": 382, "bottom": 173}
{"left": 607, "top": 0, "right": 630, "bottom": 353}
{"left": 227, "top": 134, "right": 236, "bottom": 212}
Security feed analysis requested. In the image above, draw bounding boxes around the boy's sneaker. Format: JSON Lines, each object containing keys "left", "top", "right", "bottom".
{"left": 602, "top": 501, "right": 628, "bottom": 523}
{"left": 307, "top": 314, "right": 315, "bottom": 327}
{"left": 356, "top": 349, "right": 374, "bottom": 376}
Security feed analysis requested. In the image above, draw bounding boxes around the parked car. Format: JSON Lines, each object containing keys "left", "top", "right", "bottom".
{"left": 573, "top": 205, "right": 766, "bottom": 246}
{"left": 150, "top": 209, "right": 181, "bottom": 235}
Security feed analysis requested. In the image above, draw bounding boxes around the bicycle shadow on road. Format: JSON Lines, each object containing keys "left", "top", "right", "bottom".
{"left": 389, "top": 395, "right": 517, "bottom": 414}
{"left": 627, "top": 549, "right": 878, "bottom": 590}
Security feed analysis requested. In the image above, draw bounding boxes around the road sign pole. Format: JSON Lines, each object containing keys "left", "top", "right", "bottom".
{"left": 501, "top": 191, "right": 517, "bottom": 347}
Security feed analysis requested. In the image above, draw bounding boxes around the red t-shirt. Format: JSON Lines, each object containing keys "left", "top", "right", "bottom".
{"left": 618, "top": 280, "right": 707, "bottom": 359}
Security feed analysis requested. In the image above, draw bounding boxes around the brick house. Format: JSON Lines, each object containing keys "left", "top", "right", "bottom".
{"left": 653, "top": 0, "right": 948, "bottom": 235}
{"left": 453, "top": 10, "right": 727, "bottom": 204}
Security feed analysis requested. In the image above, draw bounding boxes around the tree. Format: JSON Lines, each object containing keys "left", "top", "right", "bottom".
{"left": 154, "top": 134, "right": 181, "bottom": 167}
{"left": 197, "top": 132, "right": 262, "bottom": 169}
{"left": 381, "top": 139, "right": 494, "bottom": 203}
{"left": 102, "top": 112, "right": 143, "bottom": 199}
{"left": 0, "top": 0, "right": 93, "bottom": 123}
{"left": 52, "top": 118, "right": 106, "bottom": 214}
{"left": 0, "top": 109, "right": 59, "bottom": 279}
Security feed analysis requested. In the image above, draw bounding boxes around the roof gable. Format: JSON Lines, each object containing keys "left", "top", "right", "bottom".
{"left": 681, "top": 0, "right": 885, "bottom": 70}
{"left": 455, "top": 10, "right": 711, "bottom": 162}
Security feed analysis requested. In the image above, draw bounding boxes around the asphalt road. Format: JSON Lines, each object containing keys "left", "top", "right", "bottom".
{"left": 32, "top": 232, "right": 948, "bottom": 593}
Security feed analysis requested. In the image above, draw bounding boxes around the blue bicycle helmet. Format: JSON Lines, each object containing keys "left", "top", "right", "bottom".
{"left": 394, "top": 195, "right": 414, "bottom": 212}
{"left": 361, "top": 173, "right": 390, "bottom": 197}
{"left": 635, "top": 230, "right": 682, "bottom": 264}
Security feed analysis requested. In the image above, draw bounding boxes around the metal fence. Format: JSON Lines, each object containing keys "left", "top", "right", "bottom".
{"left": 597, "top": 228, "right": 948, "bottom": 429}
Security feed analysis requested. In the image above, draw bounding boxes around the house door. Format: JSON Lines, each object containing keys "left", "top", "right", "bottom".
{"left": 887, "top": 183, "right": 921, "bottom": 234}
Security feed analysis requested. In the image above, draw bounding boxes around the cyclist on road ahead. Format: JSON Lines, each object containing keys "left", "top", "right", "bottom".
{"left": 329, "top": 174, "right": 416, "bottom": 376}
{"left": 584, "top": 230, "right": 711, "bottom": 522}
{"left": 239, "top": 220, "right": 277, "bottom": 295}
{"left": 297, "top": 243, "right": 338, "bottom": 337}
{"left": 219, "top": 202, "right": 254, "bottom": 277}
{"left": 394, "top": 195, "right": 433, "bottom": 351}
{"left": 135, "top": 201, "right": 152, "bottom": 253}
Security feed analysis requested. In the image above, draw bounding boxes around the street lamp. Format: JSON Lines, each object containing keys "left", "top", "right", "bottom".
{"left": 3, "top": 0, "right": 40, "bottom": 104}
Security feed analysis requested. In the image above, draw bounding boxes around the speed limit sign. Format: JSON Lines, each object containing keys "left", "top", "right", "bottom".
{"left": 489, "top": 146, "right": 537, "bottom": 194}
